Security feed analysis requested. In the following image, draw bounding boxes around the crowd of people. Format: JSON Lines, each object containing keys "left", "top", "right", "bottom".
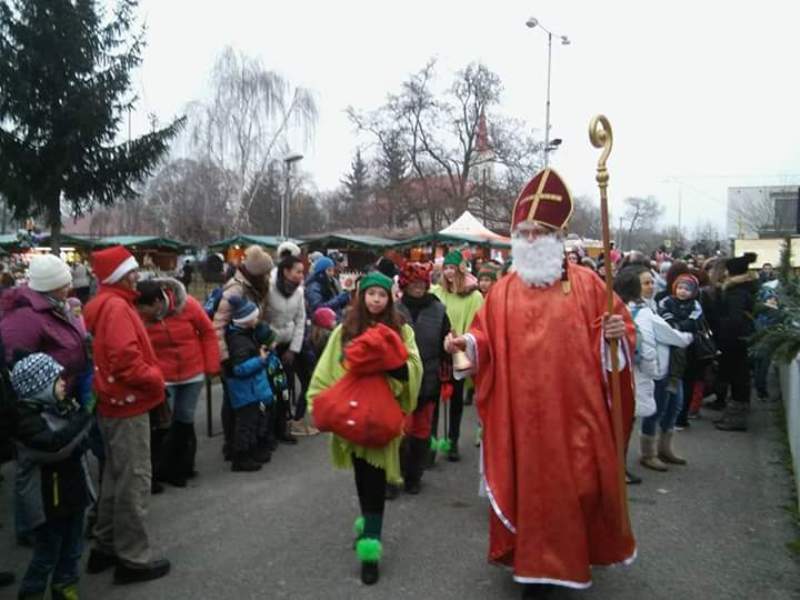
{"left": 0, "top": 199, "right": 780, "bottom": 598}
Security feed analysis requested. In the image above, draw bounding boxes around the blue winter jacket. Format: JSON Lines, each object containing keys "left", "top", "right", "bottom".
{"left": 224, "top": 325, "right": 273, "bottom": 409}
{"left": 304, "top": 270, "right": 349, "bottom": 319}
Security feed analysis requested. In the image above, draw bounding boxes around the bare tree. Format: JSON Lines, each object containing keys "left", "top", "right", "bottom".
{"left": 188, "top": 47, "right": 317, "bottom": 231}
{"left": 727, "top": 187, "right": 776, "bottom": 236}
{"left": 622, "top": 196, "right": 664, "bottom": 250}
{"left": 143, "top": 158, "right": 237, "bottom": 245}
{"left": 569, "top": 196, "right": 603, "bottom": 240}
{"left": 348, "top": 60, "right": 505, "bottom": 233}
{"left": 690, "top": 221, "right": 722, "bottom": 256}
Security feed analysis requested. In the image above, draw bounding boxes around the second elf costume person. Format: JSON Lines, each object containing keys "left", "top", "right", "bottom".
{"left": 307, "top": 272, "right": 422, "bottom": 585}
{"left": 394, "top": 262, "right": 451, "bottom": 495}
{"left": 431, "top": 250, "right": 483, "bottom": 461}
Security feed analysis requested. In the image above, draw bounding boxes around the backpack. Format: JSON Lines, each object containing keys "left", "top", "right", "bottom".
{"left": 203, "top": 286, "right": 224, "bottom": 319}
{"left": 630, "top": 304, "right": 644, "bottom": 365}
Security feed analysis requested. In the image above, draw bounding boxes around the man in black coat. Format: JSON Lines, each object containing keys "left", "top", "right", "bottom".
{"left": 715, "top": 252, "right": 759, "bottom": 431}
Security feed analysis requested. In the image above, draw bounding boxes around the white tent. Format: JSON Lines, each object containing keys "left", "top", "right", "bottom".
{"left": 439, "top": 211, "right": 509, "bottom": 242}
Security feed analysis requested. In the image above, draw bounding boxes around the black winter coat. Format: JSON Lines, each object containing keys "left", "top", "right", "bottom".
{"left": 715, "top": 273, "right": 759, "bottom": 353}
{"left": 14, "top": 402, "right": 92, "bottom": 529}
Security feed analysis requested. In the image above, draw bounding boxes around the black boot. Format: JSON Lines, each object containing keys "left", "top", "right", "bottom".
{"left": 264, "top": 407, "right": 279, "bottom": 451}
{"left": 521, "top": 583, "right": 554, "bottom": 599}
{"left": 0, "top": 571, "right": 13, "bottom": 587}
{"left": 404, "top": 437, "right": 428, "bottom": 494}
{"left": 150, "top": 426, "right": 169, "bottom": 483}
{"left": 361, "top": 561, "right": 379, "bottom": 585}
{"left": 87, "top": 549, "right": 119, "bottom": 574}
{"left": 180, "top": 421, "right": 198, "bottom": 479}
{"left": 114, "top": 558, "right": 171, "bottom": 585}
{"left": 231, "top": 451, "right": 262, "bottom": 472}
{"left": 160, "top": 423, "right": 188, "bottom": 488}
{"left": 275, "top": 399, "right": 298, "bottom": 444}
{"left": 252, "top": 444, "right": 272, "bottom": 463}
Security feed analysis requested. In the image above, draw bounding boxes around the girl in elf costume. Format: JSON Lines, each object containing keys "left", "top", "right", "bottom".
{"left": 430, "top": 250, "right": 484, "bottom": 461}
{"left": 307, "top": 272, "right": 422, "bottom": 585}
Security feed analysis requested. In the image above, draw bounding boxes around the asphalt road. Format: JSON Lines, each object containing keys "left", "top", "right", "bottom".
{"left": 2, "top": 388, "right": 799, "bottom": 600}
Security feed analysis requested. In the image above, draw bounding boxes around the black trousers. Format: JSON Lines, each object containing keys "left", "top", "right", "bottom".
{"left": 718, "top": 349, "right": 751, "bottom": 406}
{"left": 433, "top": 379, "right": 465, "bottom": 445}
{"left": 276, "top": 343, "right": 311, "bottom": 420}
{"left": 353, "top": 456, "right": 386, "bottom": 516}
{"left": 221, "top": 376, "right": 234, "bottom": 445}
{"left": 233, "top": 403, "right": 261, "bottom": 453}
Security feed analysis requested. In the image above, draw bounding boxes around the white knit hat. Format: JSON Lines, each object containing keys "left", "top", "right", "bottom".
{"left": 28, "top": 254, "right": 72, "bottom": 292}
{"left": 277, "top": 241, "right": 301, "bottom": 259}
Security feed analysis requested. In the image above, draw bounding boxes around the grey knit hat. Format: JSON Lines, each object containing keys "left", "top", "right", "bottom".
{"left": 11, "top": 353, "right": 64, "bottom": 400}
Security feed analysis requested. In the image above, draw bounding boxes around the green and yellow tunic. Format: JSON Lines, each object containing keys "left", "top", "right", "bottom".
{"left": 430, "top": 284, "right": 484, "bottom": 335}
{"left": 307, "top": 323, "right": 422, "bottom": 485}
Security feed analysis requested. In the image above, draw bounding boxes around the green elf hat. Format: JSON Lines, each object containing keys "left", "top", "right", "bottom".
{"left": 359, "top": 271, "right": 393, "bottom": 293}
{"left": 443, "top": 250, "right": 465, "bottom": 267}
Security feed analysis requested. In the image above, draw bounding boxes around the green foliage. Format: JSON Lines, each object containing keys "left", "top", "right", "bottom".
{"left": 751, "top": 238, "right": 800, "bottom": 364}
{"left": 0, "top": 0, "right": 183, "bottom": 250}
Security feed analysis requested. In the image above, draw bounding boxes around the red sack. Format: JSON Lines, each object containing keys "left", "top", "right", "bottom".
{"left": 344, "top": 323, "right": 408, "bottom": 375}
{"left": 313, "top": 372, "right": 404, "bottom": 448}
{"left": 312, "top": 324, "right": 408, "bottom": 448}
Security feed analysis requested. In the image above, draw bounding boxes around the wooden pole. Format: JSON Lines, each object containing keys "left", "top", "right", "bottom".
{"left": 589, "top": 115, "right": 630, "bottom": 534}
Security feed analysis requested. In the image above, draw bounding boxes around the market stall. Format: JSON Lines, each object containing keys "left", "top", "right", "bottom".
{"left": 98, "top": 235, "right": 194, "bottom": 273}
{"left": 300, "top": 233, "right": 398, "bottom": 271}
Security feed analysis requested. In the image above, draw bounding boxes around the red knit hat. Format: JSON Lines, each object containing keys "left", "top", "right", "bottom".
{"left": 398, "top": 262, "right": 433, "bottom": 289}
{"left": 91, "top": 245, "right": 139, "bottom": 285}
{"left": 312, "top": 307, "right": 337, "bottom": 330}
{"left": 672, "top": 273, "right": 699, "bottom": 298}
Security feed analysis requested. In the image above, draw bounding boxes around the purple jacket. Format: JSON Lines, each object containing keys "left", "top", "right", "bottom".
{"left": 1, "top": 286, "right": 88, "bottom": 394}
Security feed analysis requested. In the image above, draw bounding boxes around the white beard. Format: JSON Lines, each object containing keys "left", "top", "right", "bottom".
{"left": 512, "top": 234, "right": 565, "bottom": 288}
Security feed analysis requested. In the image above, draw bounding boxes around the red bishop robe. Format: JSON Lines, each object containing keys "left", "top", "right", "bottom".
{"left": 472, "top": 264, "right": 636, "bottom": 589}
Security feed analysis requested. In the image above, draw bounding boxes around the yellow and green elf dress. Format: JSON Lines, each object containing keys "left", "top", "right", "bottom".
{"left": 307, "top": 323, "right": 422, "bottom": 485}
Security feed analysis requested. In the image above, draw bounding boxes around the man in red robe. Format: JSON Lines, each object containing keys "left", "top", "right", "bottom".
{"left": 446, "top": 168, "right": 636, "bottom": 598}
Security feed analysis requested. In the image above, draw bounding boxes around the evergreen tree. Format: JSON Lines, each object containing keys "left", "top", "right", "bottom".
{"left": 341, "top": 149, "right": 371, "bottom": 210}
{"left": 376, "top": 130, "right": 409, "bottom": 228}
{"left": 0, "top": 0, "right": 184, "bottom": 251}
{"left": 752, "top": 237, "right": 800, "bottom": 363}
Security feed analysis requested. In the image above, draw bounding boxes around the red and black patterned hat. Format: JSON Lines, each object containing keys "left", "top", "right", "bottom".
{"left": 398, "top": 262, "right": 433, "bottom": 289}
{"left": 510, "top": 168, "right": 574, "bottom": 232}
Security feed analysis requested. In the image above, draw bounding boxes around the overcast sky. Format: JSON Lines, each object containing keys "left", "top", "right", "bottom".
{"left": 124, "top": 0, "right": 800, "bottom": 236}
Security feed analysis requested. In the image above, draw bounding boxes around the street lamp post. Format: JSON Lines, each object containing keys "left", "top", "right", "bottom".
{"left": 525, "top": 17, "right": 570, "bottom": 168}
{"left": 282, "top": 153, "right": 303, "bottom": 239}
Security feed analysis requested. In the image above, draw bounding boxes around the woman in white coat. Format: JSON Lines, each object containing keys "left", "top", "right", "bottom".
{"left": 633, "top": 265, "right": 695, "bottom": 470}
{"left": 266, "top": 255, "right": 316, "bottom": 439}
{"left": 615, "top": 267, "right": 659, "bottom": 484}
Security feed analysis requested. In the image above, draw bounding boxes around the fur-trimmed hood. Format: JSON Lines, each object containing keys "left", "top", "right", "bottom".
{"left": 149, "top": 277, "right": 187, "bottom": 316}
{"left": 722, "top": 271, "right": 758, "bottom": 291}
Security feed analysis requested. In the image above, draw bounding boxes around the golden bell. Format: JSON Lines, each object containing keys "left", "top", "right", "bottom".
{"left": 452, "top": 350, "right": 472, "bottom": 372}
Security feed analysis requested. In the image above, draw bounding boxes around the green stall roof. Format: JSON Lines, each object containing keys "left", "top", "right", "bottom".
{"left": 301, "top": 233, "right": 399, "bottom": 250}
{"left": 391, "top": 232, "right": 510, "bottom": 250}
{"left": 207, "top": 235, "right": 305, "bottom": 252}
{"left": 98, "top": 236, "right": 194, "bottom": 252}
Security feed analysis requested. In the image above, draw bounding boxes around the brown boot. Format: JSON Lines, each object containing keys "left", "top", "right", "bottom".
{"left": 639, "top": 434, "right": 668, "bottom": 471}
{"left": 658, "top": 430, "right": 687, "bottom": 465}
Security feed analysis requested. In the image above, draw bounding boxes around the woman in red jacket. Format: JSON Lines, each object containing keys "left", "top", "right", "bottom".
{"left": 136, "top": 278, "right": 220, "bottom": 487}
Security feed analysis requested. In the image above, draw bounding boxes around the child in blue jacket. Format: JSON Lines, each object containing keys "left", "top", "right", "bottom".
{"left": 224, "top": 296, "right": 274, "bottom": 472}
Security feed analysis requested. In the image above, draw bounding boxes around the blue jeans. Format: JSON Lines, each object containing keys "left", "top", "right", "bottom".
{"left": 641, "top": 378, "right": 684, "bottom": 436}
{"left": 19, "top": 513, "right": 84, "bottom": 595}
{"left": 166, "top": 381, "right": 204, "bottom": 424}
